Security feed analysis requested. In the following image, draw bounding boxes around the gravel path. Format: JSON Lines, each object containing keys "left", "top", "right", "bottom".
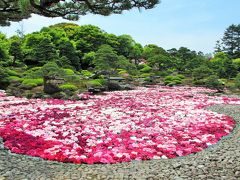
{"left": 0, "top": 104, "right": 240, "bottom": 180}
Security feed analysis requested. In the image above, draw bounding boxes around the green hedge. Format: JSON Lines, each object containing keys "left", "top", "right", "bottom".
{"left": 164, "top": 75, "right": 184, "bottom": 86}
{"left": 22, "top": 78, "right": 44, "bottom": 87}
{"left": 8, "top": 76, "right": 23, "bottom": 82}
{"left": 59, "top": 83, "right": 78, "bottom": 91}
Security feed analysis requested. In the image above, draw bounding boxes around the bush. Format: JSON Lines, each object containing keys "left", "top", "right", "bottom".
{"left": 42, "top": 62, "right": 64, "bottom": 78}
{"left": 139, "top": 65, "right": 152, "bottom": 73}
{"left": 64, "top": 75, "right": 81, "bottom": 83}
{"left": 81, "top": 70, "right": 93, "bottom": 77}
{"left": 0, "top": 67, "right": 9, "bottom": 88}
{"left": 23, "top": 67, "right": 43, "bottom": 79}
{"left": 140, "top": 73, "right": 151, "bottom": 78}
{"left": 235, "top": 73, "right": 240, "bottom": 89}
{"left": 6, "top": 69, "right": 20, "bottom": 77}
{"left": 164, "top": 75, "right": 183, "bottom": 86}
{"left": 204, "top": 75, "right": 224, "bottom": 92}
{"left": 192, "top": 66, "right": 214, "bottom": 81}
{"left": 64, "top": 68, "right": 75, "bottom": 76}
{"left": 8, "top": 76, "right": 23, "bottom": 82}
{"left": 22, "top": 78, "right": 44, "bottom": 87}
{"left": 59, "top": 83, "right": 78, "bottom": 91}
{"left": 87, "top": 79, "right": 106, "bottom": 87}
{"left": 176, "top": 74, "right": 185, "bottom": 79}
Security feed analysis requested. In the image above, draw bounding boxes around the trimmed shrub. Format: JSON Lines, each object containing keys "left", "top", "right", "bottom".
{"left": 64, "top": 68, "right": 75, "bottom": 76}
{"left": 81, "top": 70, "right": 93, "bottom": 77}
{"left": 87, "top": 79, "right": 106, "bottom": 87}
{"left": 140, "top": 73, "right": 151, "bottom": 78}
{"left": 176, "top": 74, "right": 185, "bottom": 79}
{"left": 59, "top": 83, "right": 78, "bottom": 91}
{"left": 22, "top": 78, "right": 44, "bottom": 87}
{"left": 164, "top": 75, "right": 183, "bottom": 86}
{"left": 192, "top": 66, "right": 214, "bottom": 81}
{"left": 235, "top": 73, "right": 240, "bottom": 89}
{"left": 8, "top": 76, "right": 23, "bottom": 82}
{"left": 140, "top": 65, "right": 152, "bottom": 73}
{"left": 23, "top": 67, "right": 43, "bottom": 79}
{"left": 0, "top": 67, "right": 9, "bottom": 88}
{"left": 204, "top": 75, "right": 224, "bottom": 92}
{"left": 6, "top": 69, "right": 20, "bottom": 77}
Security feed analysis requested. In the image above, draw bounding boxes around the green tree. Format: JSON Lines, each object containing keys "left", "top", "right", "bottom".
{"left": 94, "top": 44, "right": 119, "bottom": 71}
{"left": 9, "top": 36, "right": 23, "bottom": 66}
{"left": 209, "top": 52, "right": 237, "bottom": 78}
{"left": 148, "top": 54, "right": 172, "bottom": 71}
{"left": 117, "top": 55, "right": 137, "bottom": 73}
{"left": 216, "top": 24, "right": 240, "bottom": 58}
{"left": 235, "top": 73, "right": 240, "bottom": 89}
{"left": 58, "top": 40, "right": 80, "bottom": 70}
{"left": 233, "top": 58, "right": 240, "bottom": 71}
{"left": 129, "top": 43, "right": 143, "bottom": 64}
{"left": 81, "top": 52, "right": 95, "bottom": 69}
{"left": 22, "top": 33, "right": 58, "bottom": 66}
{"left": 192, "top": 65, "right": 214, "bottom": 81}
{"left": 34, "top": 37, "right": 58, "bottom": 65}
{"left": 116, "top": 35, "right": 135, "bottom": 58}
{"left": 143, "top": 44, "right": 167, "bottom": 59}
{"left": 0, "top": 33, "right": 10, "bottom": 66}
{"left": 205, "top": 75, "right": 224, "bottom": 92}
{"left": 0, "top": 1, "right": 159, "bottom": 26}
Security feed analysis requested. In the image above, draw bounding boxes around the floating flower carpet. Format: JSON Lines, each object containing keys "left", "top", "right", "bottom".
{"left": 0, "top": 86, "right": 239, "bottom": 164}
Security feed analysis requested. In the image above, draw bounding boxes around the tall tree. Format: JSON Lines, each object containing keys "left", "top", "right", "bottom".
{"left": 216, "top": 24, "right": 240, "bottom": 59}
{"left": 0, "top": 0, "right": 159, "bottom": 26}
{"left": 93, "top": 44, "right": 119, "bottom": 71}
{"left": 9, "top": 36, "right": 23, "bottom": 66}
{"left": 0, "top": 33, "right": 10, "bottom": 66}
{"left": 58, "top": 40, "right": 80, "bottom": 70}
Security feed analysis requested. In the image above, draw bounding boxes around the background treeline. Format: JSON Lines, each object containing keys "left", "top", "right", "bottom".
{"left": 0, "top": 23, "right": 240, "bottom": 98}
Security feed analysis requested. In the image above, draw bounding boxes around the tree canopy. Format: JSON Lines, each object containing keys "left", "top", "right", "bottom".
{"left": 215, "top": 24, "right": 240, "bottom": 59}
{"left": 0, "top": 0, "right": 160, "bottom": 26}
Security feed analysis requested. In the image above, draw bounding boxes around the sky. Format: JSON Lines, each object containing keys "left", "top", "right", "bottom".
{"left": 0, "top": 0, "right": 240, "bottom": 53}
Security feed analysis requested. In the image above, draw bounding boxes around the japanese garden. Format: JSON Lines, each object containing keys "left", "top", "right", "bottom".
{"left": 0, "top": 0, "right": 240, "bottom": 179}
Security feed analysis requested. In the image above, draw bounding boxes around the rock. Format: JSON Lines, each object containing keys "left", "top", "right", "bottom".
{"left": 43, "top": 76, "right": 64, "bottom": 94}
{"left": 120, "top": 84, "right": 135, "bottom": 90}
{"left": 107, "top": 82, "right": 122, "bottom": 91}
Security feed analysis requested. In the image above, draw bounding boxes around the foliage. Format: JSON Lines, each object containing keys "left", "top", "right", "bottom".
{"left": 117, "top": 55, "right": 137, "bottom": 74}
{"left": 215, "top": 24, "right": 240, "bottom": 59}
{"left": 86, "top": 79, "right": 107, "bottom": 87}
{"left": 233, "top": 58, "right": 240, "bottom": 71}
{"left": 9, "top": 36, "right": 23, "bottom": 66}
{"left": 94, "top": 44, "right": 119, "bottom": 71}
{"left": 42, "top": 62, "right": 64, "bottom": 78}
{"left": 63, "top": 69, "right": 75, "bottom": 76}
{"left": 235, "top": 73, "right": 240, "bottom": 89}
{"left": 209, "top": 52, "right": 237, "bottom": 78}
{"left": 6, "top": 69, "right": 20, "bottom": 77}
{"left": 164, "top": 75, "right": 183, "bottom": 86}
{"left": 58, "top": 40, "right": 80, "bottom": 70}
{"left": 8, "top": 76, "right": 23, "bottom": 82}
{"left": 22, "top": 78, "right": 44, "bottom": 86}
{"left": 192, "top": 66, "right": 214, "bottom": 81}
{"left": 23, "top": 67, "right": 43, "bottom": 79}
{"left": 0, "top": 0, "right": 159, "bottom": 26}
{"left": 59, "top": 83, "right": 78, "bottom": 91}
{"left": 81, "top": 70, "right": 93, "bottom": 77}
{"left": 139, "top": 64, "right": 152, "bottom": 73}
{"left": 204, "top": 75, "right": 225, "bottom": 92}
{"left": 81, "top": 51, "right": 95, "bottom": 69}
{"left": 0, "top": 66, "right": 9, "bottom": 88}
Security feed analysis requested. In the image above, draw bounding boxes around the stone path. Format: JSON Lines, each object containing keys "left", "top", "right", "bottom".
{"left": 0, "top": 105, "right": 240, "bottom": 180}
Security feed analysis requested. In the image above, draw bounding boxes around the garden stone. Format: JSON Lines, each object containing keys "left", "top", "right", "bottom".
{"left": 43, "top": 76, "right": 64, "bottom": 94}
